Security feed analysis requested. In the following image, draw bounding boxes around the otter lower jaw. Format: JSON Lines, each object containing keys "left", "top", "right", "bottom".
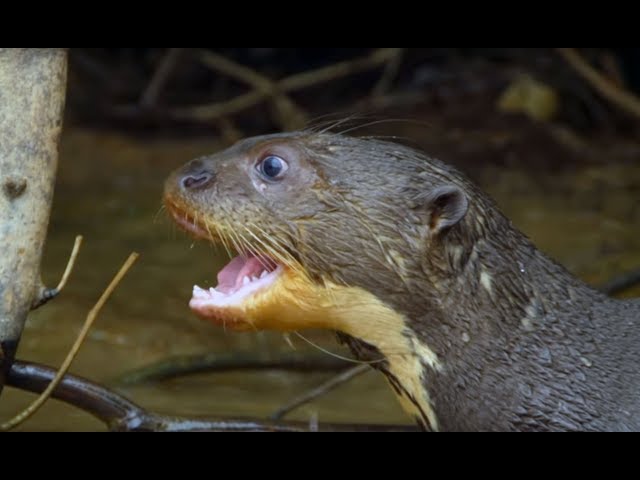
{"left": 190, "top": 256, "right": 283, "bottom": 312}
{"left": 165, "top": 199, "right": 289, "bottom": 329}
{"left": 196, "top": 255, "right": 443, "bottom": 430}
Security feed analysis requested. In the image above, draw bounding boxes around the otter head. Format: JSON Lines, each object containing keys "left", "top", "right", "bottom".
{"left": 164, "top": 132, "right": 473, "bottom": 330}
{"left": 164, "top": 132, "right": 477, "bottom": 429}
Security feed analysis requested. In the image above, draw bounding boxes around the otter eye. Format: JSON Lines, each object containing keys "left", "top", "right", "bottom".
{"left": 258, "top": 155, "right": 288, "bottom": 180}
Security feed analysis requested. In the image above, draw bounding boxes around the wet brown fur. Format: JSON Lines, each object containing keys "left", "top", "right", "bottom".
{"left": 165, "top": 132, "right": 640, "bottom": 432}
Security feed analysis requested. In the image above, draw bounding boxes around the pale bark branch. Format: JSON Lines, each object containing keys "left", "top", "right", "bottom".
{"left": 0, "top": 49, "right": 68, "bottom": 396}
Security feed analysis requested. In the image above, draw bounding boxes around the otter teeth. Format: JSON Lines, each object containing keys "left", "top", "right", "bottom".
{"left": 193, "top": 286, "right": 213, "bottom": 300}
{"left": 190, "top": 265, "right": 284, "bottom": 311}
{"left": 192, "top": 274, "right": 267, "bottom": 300}
{"left": 241, "top": 275, "right": 264, "bottom": 286}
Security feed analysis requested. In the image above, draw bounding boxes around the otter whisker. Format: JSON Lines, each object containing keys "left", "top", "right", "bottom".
{"left": 303, "top": 111, "right": 370, "bottom": 131}
{"left": 245, "top": 223, "right": 306, "bottom": 277}
{"left": 306, "top": 113, "right": 374, "bottom": 135}
{"left": 221, "top": 238, "right": 236, "bottom": 260}
{"left": 234, "top": 228, "right": 273, "bottom": 272}
{"left": 337, "top": 118, "right": 431, "bottom": 136}
{"left": 207, "top": 219, "right": 234, "bottom": 260}
{"left": 244, "top": 227, "right": 304, "bottom": 279}
{"left": 224, "top": 221, "right": 249, "bottom": 257}
{"left": 257, "top": 228, "right": 301, "bottom": 270}
{"left": 294, "top": 332, "right": 387, "bottom": 366}
{"left": 222, "top": 222, "right": 246, "bottom": 258}
{"left": 154, "top": 205, "right": 167, "bottom": 224}
{"left": 230, "top": 226, "right": 279, "bottom": 277}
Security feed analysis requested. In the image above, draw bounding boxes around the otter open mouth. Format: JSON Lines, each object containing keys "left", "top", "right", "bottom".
{"left": 165, "top": 199, "right": 287, "bottom": 321}
{"left": 190, "top": 255, "right": 283, "bottom": 312}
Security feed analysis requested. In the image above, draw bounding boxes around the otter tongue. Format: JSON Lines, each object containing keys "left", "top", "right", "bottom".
{"left": 216, "top": 255, "right": 269, "bottom": 294}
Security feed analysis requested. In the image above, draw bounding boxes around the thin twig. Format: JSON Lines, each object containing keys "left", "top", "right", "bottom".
{"left": 196, "top": 49, "right": 279, "bottom": 91}
{"left": 54, "top": 236, "right": 84, "bottom": 293}
{"left": 279, "top": 48, "right": 399, "bottom": 91}
{"left": 167, "top": 90, "right": 265, "bottom": 122}
{"left": 1, "top": 253, "right": 139, "bottom": 431}
{"left": 215, "top": 117, "right": 243, "bottom": 145}
{"left": 31, "top": 235, "right": 84, "bottom": 310}
{"left": 272, "top": 365, "right": 370, "bottom": 420}
{"left": 7, "top": 361, "right": 417, "bottom": 432}
{"left": 373, "top": 48, "right": 405, "bottom": 97}
{"left": 557, "top": 48, "right": 640, "bottom": 119}
{"left": 140, "top": 48, "right": 184, "bottom": 107}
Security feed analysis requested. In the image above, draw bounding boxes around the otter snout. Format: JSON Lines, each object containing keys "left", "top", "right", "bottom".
{"left": 175, "top": 159, "right": 216, "bottom": 192}
{"left": 182, "top": 172, "right": 214, "bottom": 190}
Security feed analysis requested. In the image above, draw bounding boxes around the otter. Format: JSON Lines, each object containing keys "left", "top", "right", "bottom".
{"left": 164, "top": 132, "right": 640, "bottom": 432}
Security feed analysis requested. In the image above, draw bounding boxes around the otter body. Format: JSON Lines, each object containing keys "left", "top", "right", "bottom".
{"left": 164, "top": 132, "right": 640, "bottom": 432}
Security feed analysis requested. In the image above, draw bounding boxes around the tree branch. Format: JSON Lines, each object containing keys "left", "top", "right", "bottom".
{"left": 373, "top": 48, "right": 405, "bottom": 97}
{"left": 557, "top": 48, "right": 640, "bottom": 119}
{"left": 6, "top": 361, "right": 417, "bottom": 432}
{"left": 139, "top": 48, "right": 184, "bottom": 107}
{"left": 195, "top": 49, "right": 307, "bottom": 130}
{"left": 167, "top": 48, "right": 399, "bottom": 123}
{"left": 0, "top": 49, "right": 68, "bottom": 397}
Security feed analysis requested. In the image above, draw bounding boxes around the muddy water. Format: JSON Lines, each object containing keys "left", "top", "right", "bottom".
{"left": 1, "top": 129, "right": 639, "bottom": 431}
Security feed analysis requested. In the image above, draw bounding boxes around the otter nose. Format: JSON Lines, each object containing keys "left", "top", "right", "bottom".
{"left": 181, "top": 172, "right": 215, "bottom": 191}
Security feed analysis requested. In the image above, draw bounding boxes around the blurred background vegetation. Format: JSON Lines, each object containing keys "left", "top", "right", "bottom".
{"left": 68, "top": 48, "right": 640, "bottom": 133}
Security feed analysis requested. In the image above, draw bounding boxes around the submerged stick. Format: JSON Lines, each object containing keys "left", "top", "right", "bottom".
{"left": 272, "top": 365, "right": 370, "bottom": 420}
{"left": 118, "top": 352, "right": 350, "bottom": 386}
{"left": 601, "top": 268, "right": 640, "bottom": 296}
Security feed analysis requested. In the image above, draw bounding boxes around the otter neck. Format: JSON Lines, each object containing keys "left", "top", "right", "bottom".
{"left": 427, "top": 221, "right": 604, "bottom": 334}
{"left": 391, "top": 218, "right": 617, "bottom": 430}
{"left": 345, "top": 213, "right": 613, "bottom": 431}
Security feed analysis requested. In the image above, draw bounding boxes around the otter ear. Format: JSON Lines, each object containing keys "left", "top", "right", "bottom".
{"left": 422, "top": 186, "right": 469, "bottom": 235}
